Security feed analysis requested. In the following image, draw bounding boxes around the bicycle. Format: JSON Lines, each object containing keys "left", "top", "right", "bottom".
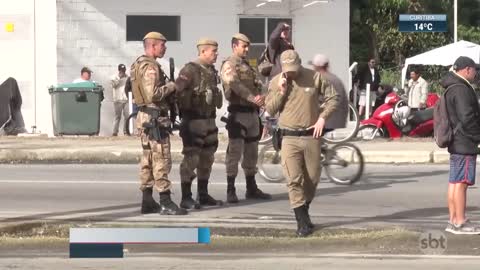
{"left": 257, "top": 138, "right": 364, "bottom": 185}
{"left": 259, "top": 103, "right": 360, "bottom": 145}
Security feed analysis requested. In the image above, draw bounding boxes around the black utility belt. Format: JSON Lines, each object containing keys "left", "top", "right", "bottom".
{"left": 181, "top": 110, "right": 216, "bottom": 120}
{"left": 228, "top": 105, "right": 257, "bottom": 113}
{"left": 280, "top": 128, "right": 314, "bottom": 137}
{"left": 138, "top": 106, "right": 168, "bottom": 117}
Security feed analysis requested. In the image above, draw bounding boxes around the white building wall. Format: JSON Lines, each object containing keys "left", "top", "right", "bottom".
{"left": 57, "top": 0, "right": 349, "bottom": 136}
{"left": 35, "top": 0, "right": 57, "bottom": 136}
{"left": 0, "top": 0, "right": 56, "bottom": 135}
{"left": 292, "top": 0, "right": 350, "bottom": 88}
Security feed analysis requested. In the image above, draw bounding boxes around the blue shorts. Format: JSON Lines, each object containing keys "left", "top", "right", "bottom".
{"left": 449, "top": 154, "right": 477, "bottom": 186}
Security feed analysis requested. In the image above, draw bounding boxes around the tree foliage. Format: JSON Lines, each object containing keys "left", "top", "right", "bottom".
{"left": 351, "top": 0, "right": 480, "bottom": 68}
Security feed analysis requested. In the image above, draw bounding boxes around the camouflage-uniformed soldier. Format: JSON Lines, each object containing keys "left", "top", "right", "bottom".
{"left": 220, "top": 33, "right": 271, "bottom": 203}
{"left": 175, "top": 38, "right": 223, "bottom": 209}
{"left": 130, "top": 31, "right": 186, "bottom": 215}
{"left": 266, "top": 50, "right": 339, "bottom": 237}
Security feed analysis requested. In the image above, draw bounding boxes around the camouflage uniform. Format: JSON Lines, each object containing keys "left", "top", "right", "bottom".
{"left": 220, "top": 33, "right": 271, "bottom": 203}
{"left": 175, "top": 38, "right": 223, "bottom": 209}
{"left": 130, "top": 31, "right": 186, "bottom": 215}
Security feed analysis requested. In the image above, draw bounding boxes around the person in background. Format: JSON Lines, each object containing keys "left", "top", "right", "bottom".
{"left": 111, "top": 64, "right": 129, "bottom": 136}
{"left": 309, "top": 54, "right": 348, "bottom": 133}
{"left": 73, "top": 67, "right": 93, "bottom": 83}
{"left": 406, "top": 68, "right": 428, "bottom": 112}
{"left": 354, "top": 58, "right": 381, "bottom": 117}
{"left": 268, "top": 22, "right": 295, "bottom": 79}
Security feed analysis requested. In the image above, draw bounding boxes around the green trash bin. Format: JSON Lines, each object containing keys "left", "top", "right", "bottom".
{"left": 48, "top": 82, "right": 104, "bottom": 136}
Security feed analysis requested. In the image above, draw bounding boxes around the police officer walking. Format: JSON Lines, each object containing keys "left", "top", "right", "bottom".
{"left": 266, "top": 50, "right": 339, "bottom": 237}
{"left": 220, "top": 33, "right": 271, "bottom": 203}
{"left": 130, "top": 32, "right": 187, "bottom": 215}
{"left": 175, "top": 38, "right": 224, "bottom": 209}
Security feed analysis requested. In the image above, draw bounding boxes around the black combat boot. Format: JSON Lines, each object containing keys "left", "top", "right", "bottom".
{"left": 197, "top": 179, "right": 223, "bottom": 206}
{"left": 180, "top": 182, "right": 200, "bottom": 210}
{"left": 245, "top": 175, "right": 272, "bottom": 200}
{"left": 227, "top": 176, "right": 239, "bottom": 203}
{"left": 293, "top": 205, "right": 313, "bottom": 237}
{"left": 159, "top": 190, "right": 188, "bottom": 215}
{"left": 305, "top": 200, "right": 315, "bottom": 229}
{"left": 140, "top": 188, "right": 160, "bottom": 214}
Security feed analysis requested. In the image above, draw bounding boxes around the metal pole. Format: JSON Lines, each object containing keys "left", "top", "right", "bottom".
{"left": 348, "top": 62, "right": 358, "bottom": 122}
{"left": 128, "top": 92, "right": 133, "bottom": 135}
{"left": 454, "top": 0, "right": 458, "bottom": 42}
{"left": 33, "top": 0, "right": 37, "bottom": 133}
{"left": 365, "top": 83, "right": 370, "bottom": 120}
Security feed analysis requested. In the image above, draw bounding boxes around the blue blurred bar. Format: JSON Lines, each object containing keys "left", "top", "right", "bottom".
{"left": 198, "top": 227, "right": 211, "bottom": 244}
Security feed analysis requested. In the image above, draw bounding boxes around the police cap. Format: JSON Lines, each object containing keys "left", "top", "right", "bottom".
{"left": 232, "top": 33, "right": 250, "bottom": 44}
{"left": 197, "top": 38, "right": 218, "bottom": 47}
{"left": 143, "top": 32, "right": 167, "bottom": 41}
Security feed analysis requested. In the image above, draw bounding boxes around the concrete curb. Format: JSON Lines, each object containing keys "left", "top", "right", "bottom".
{"left": 362, "top": 150, "right": 433, "bottom": 163}
{"left": 0, "top": 148, "right": 457, "bottom": 164}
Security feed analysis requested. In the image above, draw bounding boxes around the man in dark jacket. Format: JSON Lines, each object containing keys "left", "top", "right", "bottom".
{"left": 442, "top": 56, "right": 480, "bottom": 235}
{"left": 354, "top": 58, "right": 381, "bottom": 117}
{"left": 268, "top": 22, "right": 294, "bottom": 79}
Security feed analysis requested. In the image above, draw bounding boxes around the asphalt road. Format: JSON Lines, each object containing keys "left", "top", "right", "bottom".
{"left": 2, "top": 256, "right": 480, "bottom": 270}
{"left": 0, "top": 163, "right": 479, "bottom": 231}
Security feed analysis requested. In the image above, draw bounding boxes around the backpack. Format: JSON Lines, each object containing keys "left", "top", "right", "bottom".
{"left": 433, "top": 84, "right": 463, "bottom": 148}
{"left": 257, "top": 47, "right": 273, "bottom": 77}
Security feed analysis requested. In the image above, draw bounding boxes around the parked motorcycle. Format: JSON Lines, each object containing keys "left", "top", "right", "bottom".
{"left": 356, "top": 91, "right": 439, "bottom": 140}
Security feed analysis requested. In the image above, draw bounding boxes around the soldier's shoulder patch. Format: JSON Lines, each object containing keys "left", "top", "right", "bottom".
{"left": 145, "top": 65, "right": 157, "bottom": 79}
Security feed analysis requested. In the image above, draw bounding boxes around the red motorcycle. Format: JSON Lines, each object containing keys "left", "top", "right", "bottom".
{"left": 356, "top": 92, "right": 439, "bottom": 140}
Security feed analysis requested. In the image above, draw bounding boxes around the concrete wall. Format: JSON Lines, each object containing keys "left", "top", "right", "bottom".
{"left": 0, "top": 0, "right": 56, "bottom": 135}
{"left": 57, "top": 0, "right": 349, "bottom": 136}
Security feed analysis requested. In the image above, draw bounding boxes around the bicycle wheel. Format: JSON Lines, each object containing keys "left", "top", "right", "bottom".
{"left": 323, "top": 103, "right": 360, "bottom": 144}
{"left": 259, "top": 118, "right": 277, "bottom": 145}
{"left": 125, "top": 112, "right": 138, "bottom": 136}
{"left": 259, "top": 127, "right": 274, "bottom": 145}
{"left": 324, "top": 142, "right": 364, "bottom": 185}
{"left": 257, "top": 143, "right": 285, "bottom": 183}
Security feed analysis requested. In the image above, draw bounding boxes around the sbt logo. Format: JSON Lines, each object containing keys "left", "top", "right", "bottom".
{"left": 419, "top": 230, "right": 447, "bottom": 254}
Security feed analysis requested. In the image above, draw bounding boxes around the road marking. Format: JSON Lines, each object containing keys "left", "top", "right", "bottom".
{"left": 126, "top": 252, "right": 480, "bottom": 260}
{"left": 0, "top": 180, "right": 286, "bottom": 186}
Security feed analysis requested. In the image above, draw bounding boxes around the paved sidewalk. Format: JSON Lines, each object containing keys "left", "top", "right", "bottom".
{"left": 0, "top": 134, "right": 451, "bottom": 164}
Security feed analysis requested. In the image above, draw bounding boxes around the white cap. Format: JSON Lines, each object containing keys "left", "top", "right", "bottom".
{"left": 310, "top": 54, "right": 329, "bottom": 67}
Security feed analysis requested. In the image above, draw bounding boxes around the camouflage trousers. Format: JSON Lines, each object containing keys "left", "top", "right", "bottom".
{"left": 179, "top": 118, "right": 218, "bottom": 183}
{"left": 225, "top": 111, "right": 260, "bottom": 177}
{"left": 281, "top": 136, "right": 322, "bottom": 209}
{"left": 138, "top": 131, "right": 172, "bottom": 193}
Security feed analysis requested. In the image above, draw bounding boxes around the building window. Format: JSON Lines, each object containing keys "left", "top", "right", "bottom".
{"left": 126, "top": 15, "right": 181, "bottom": 41}
{"left": 239, "top": 18, "right": 265, "bottom": 44}
{"left": 238, "top": 17, "right": 292, "bottom": 72}
{"left": 239, "top": 17, "right": 292, "bottom": 45}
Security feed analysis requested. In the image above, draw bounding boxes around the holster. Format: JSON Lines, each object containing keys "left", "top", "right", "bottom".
{"left": 257, "top": 116, "right": 264, "bottom": 142}
{"left": 140, "top": 107, "right": 170, "bottom": 141}
{"left": 224, "top": 113, "right": 244, "bottom": 139}
{"left": 272, "top": 128, "right": 283, "bottom": 151}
